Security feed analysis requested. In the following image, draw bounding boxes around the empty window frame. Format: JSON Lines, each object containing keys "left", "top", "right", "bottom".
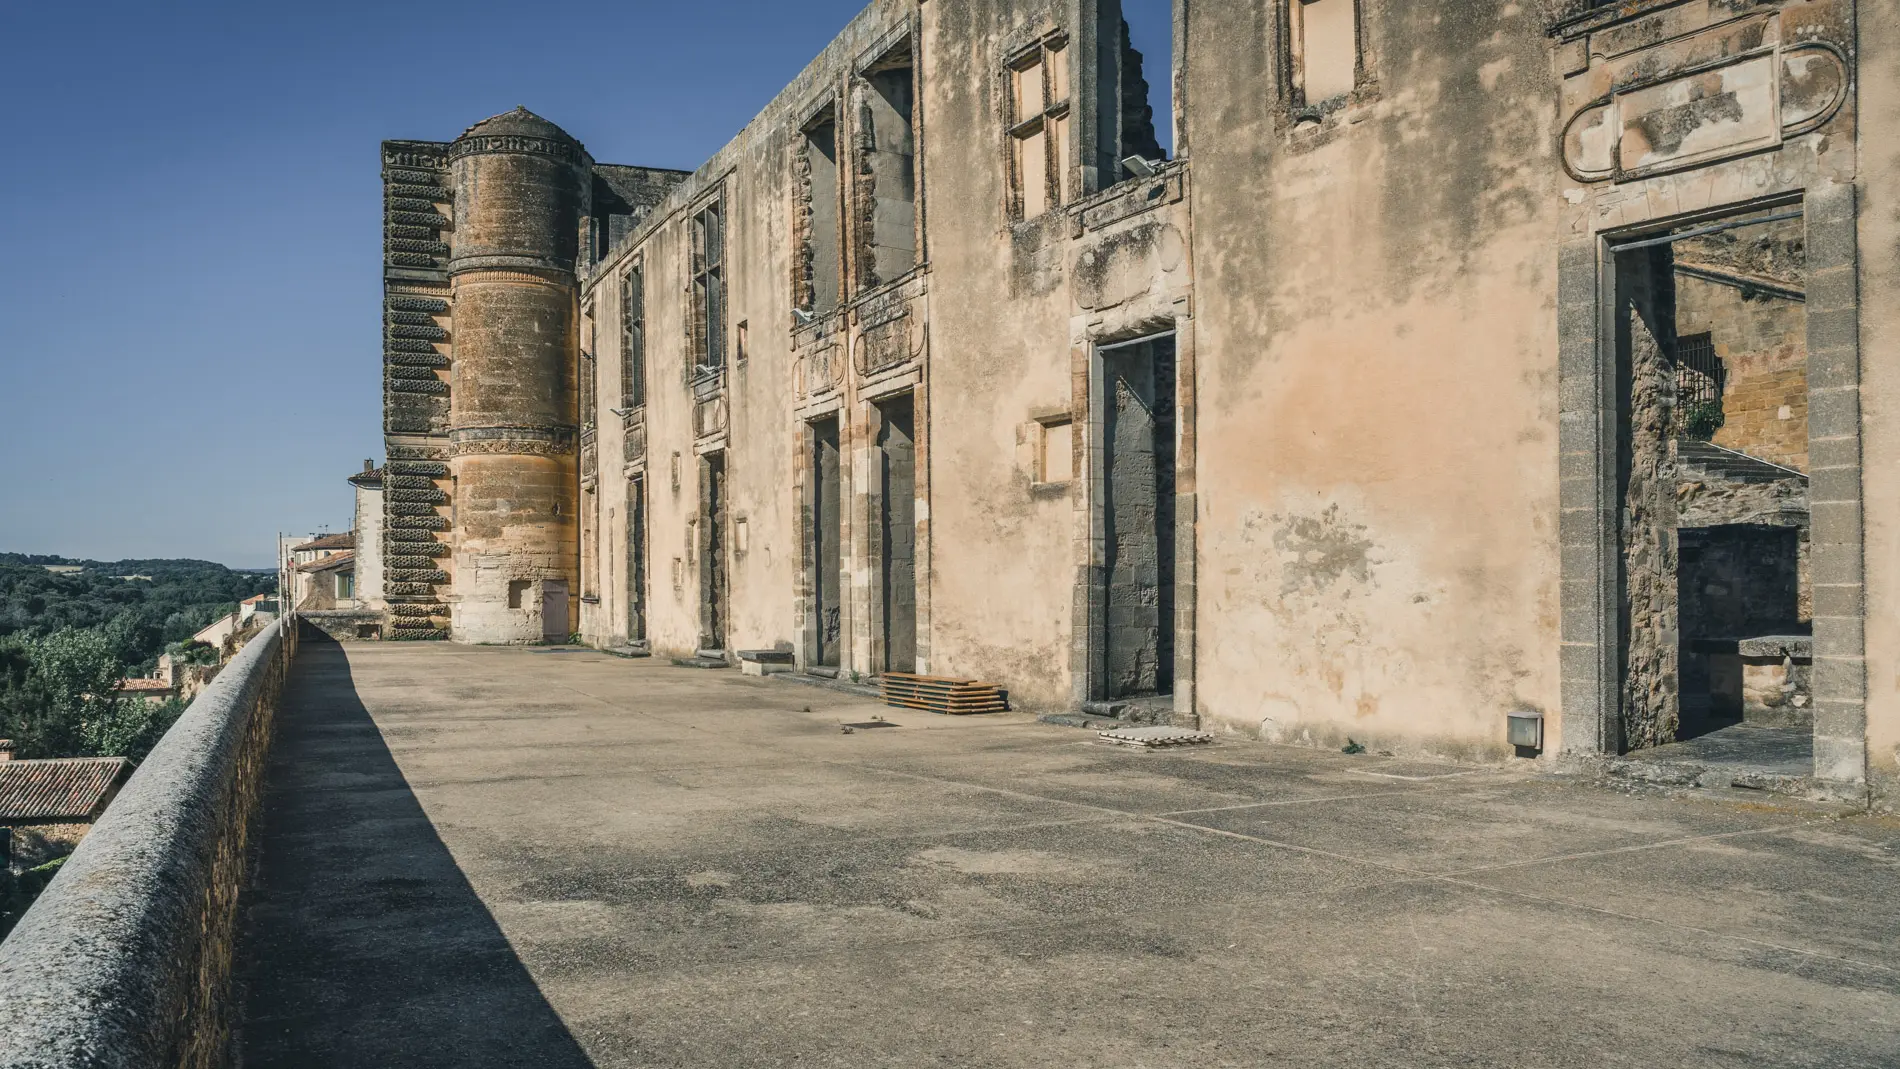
{"left": 621, "top": 262, "right": 646, "bottom": 408}
{"left": 691, "top": 200, "right": 726, "bottom": 373}
{"left": 858, "top": 41, "right": 919, "bottom": 288}
{"left": 797, "top": 105, "right": 844, "bottom": 317}
{"left": 1008, "top": 36, "right": 1072, "bottom": 219}
{"left": 1107, "top": 2, "right": 1170, "bottom": 177}
{"left": 580, "top": 306, "right": 598, "bottom": 427}
{"left": 1038, "top": 417, "right": 1075, "bottom": 483}
{"left": 1286, "top": 0, "right": 1361, "bottom": 110}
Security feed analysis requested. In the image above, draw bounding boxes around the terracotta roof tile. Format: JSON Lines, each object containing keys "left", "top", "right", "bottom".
{"left": 292, "top": 533, "right": 355, "bottom": 552}
{"left": 115, "top": 679, "right": 175, "bottom": 693}
{"left": 0, "top": 757, "right": 132, "bottom": 822}
{"left": 297, "top": 552, "right": 355, "bottom": 573}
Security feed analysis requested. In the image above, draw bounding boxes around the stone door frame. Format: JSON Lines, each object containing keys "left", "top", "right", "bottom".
{"left": 1556, "top": 187, "right": 1867, "bottom": 786}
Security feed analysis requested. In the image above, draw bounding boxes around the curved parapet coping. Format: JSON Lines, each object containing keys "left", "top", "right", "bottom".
{"left": 0, "top": 616, "right": 298, "bottom": 1068}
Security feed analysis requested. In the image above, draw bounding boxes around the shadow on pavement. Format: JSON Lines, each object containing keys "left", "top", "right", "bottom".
{"left": 237, "top": 630, "right": 594, "bottom": 1069}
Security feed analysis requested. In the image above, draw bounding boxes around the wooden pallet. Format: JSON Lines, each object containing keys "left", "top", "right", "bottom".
{"left": 879, "top": 672, "right": 1009, "bottom": 714}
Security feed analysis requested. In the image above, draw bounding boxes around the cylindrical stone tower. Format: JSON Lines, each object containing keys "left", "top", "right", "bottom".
{"left": 445, "top": 108, "right": 589, "bottom": 644}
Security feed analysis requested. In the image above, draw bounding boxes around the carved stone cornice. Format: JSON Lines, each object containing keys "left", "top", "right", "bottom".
{"left": 448, "top": 134, "right": 583, "bottom": 165}
{"left": 446, "top": 257, "right": 577, "bottom": 282}
{"left": 448, "top": 425, "right": 578, "bottom": 459}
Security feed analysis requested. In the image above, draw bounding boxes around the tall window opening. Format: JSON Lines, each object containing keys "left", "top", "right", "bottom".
{"left": 1289, "top": 0, "right": 1359, "bottom": 109}
{"left": 858, "top": 42, "right": 917, "bottom": 288}
{"left": 1008, "top": 35, "right": 1072, "bottom": 219}
{"left": 798, "top": 106, "right": 843, "bottom": 316}
{"left": 580, "top": 309, "right": 598, "bottom": 427}
{"left": 621, "top": 263, "right": 646, "bottom": 408}
{"left": 1117, "top": 1, "right": 1172, "bottom": 163}
{"left": 691, "top": 200, "right": 726, "bottom": 375}
{"left": 1090, "top": 1, "right": 1170, "bottom": 187}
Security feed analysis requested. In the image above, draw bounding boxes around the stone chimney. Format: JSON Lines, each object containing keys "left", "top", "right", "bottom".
{"left": 0, "top": 739, "right": 14, "bottom": 763}
{"left": 364, "top": 459, "right": 375, "bottom": 473}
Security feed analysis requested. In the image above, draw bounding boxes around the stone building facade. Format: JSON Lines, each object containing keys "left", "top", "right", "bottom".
{"left": 382, "top": 0, "right": 1897, "bottom": 793}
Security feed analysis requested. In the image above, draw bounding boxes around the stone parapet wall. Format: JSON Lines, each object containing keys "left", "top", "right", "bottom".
{"left": 0, "top": 616, "right": 299, "bottom": 1069}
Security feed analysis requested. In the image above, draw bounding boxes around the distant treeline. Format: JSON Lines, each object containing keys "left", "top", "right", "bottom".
{"left": 0, "top": 554, "right": 277, "bottom": 760}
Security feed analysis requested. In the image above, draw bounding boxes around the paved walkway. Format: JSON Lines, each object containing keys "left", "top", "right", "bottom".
{"left": 238, "top": 638, "right": 1900, "bottom": 1068}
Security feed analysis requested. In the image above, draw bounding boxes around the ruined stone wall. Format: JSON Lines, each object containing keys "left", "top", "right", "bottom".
{"left": 1622, "top": 315, "right": 1679, "bottom": 750}
{"left": 1185, "top": 0, "right": 1563, "bottom": 758}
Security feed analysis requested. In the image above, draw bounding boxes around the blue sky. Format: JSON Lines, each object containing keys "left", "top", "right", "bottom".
{"left": 0, "top": 1, "right": 1172, "bottom": 569}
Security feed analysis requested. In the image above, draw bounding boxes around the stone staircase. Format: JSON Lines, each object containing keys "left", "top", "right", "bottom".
{"left": 1677, "top": 440, "right": 1806, "bottom": 484}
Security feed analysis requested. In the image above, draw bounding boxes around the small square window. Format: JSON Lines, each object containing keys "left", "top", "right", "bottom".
{"left": 1039, "top": 419, "right": 1075, "bottom": 483}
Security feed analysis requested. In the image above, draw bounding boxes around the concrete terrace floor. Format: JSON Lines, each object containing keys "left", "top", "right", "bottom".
{"left": 237, "top": 637, "right": 1900, "bottom": 1068}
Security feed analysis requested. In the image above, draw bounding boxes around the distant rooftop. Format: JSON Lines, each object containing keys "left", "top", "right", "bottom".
{"left": 292, "top": 533, "right": 354, "bottom": 553}
{"left": 0, "top": 757, "right": 133, "bottom": 823}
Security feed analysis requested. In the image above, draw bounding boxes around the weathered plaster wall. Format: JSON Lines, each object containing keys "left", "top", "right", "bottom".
{"left": 1859, "top": 0, "right": 1900, "bottom": 784}
{"left": 1186, "top": 0, "right": 1562, "bottom": 758}
{"left": 916, "top": 0, "right": 1083, "bottom": 709}
{"left": 352, "top": 482, "right": 385, "bottom": 611}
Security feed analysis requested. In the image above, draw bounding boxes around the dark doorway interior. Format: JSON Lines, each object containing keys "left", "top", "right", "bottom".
{"left": 1613, "top": 208, "right": 1810, "bottom": 754}
{"left": 877, "top": 396, "right": 917, "bottom": 674}
{"left": 627, "top": 475, "right": 647, "bottom": 644}
{"left": 700, "top": 453, "right": 728, "bottom": 651}
{"left": 812, "top": 417, "right": 843, "bottom": 667}
{"left": 1100, "top": 333, "right": 1176, "bottom": 700}
{"left": 541, "top": 581, "right": 569, "bottom": 644}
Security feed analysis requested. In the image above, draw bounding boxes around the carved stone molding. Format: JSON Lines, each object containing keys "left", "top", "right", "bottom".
{"left": 386, "top": 295, "right": 450, "bottom": 314}
{"left": 388, "top": 323, "right": 449, "bottom": 341}
{"left": 389, "top": 379, "right": 449, "bottom": 395}
{"left": 1558, "top": 12, "right": 1849, "bottom": 184}
{"left": 447, "top": 259, "right": 576, "bottom": 283}
{"left": 388, "top": 184, "right": 450, "bottom": 203}
{"left": 389, "top": 211, "right": 451, "bottom": 229}
{"left": 386, "top": 459, "right": 450, "bottom": 476}
{"left": 387, "top": 239, "right": 451, "bottom": 256}
{"left": 449, "top": 425, "right": 577, "bottom": 458}
{"left": 387, "top": 503, "right": 444, "bottom": 519}
{"left": 693, "top": 394, "right": 728, "bottom": 440}
{"left": 386, "top": 352, "right": 449, "bottom": 368}
{"left": 623, "top": 419, "right": 647, "bottom": 463}
{"left": 385, "top": 582, "right": 439, "bottom": 597}
{"left": 389, "top": 515, "right": 450, "bottom": 531}
{"left": 448, "top": 134, "right": 583, "bottom": 165}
